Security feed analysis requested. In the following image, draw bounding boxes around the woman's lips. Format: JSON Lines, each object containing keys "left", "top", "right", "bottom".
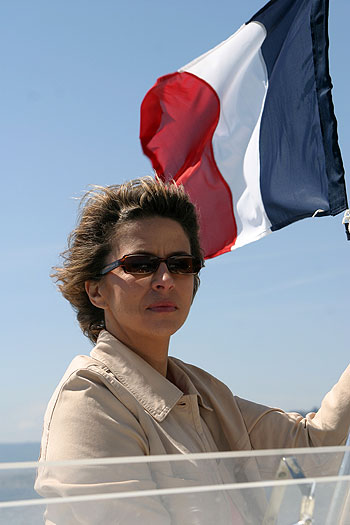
{"left": 146, "top": 302, "right": 178, "bottom": 312}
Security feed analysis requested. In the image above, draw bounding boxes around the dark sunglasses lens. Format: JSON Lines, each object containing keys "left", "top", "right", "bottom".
{"left": 168, "top": 256, "right": 201, "bottom": 274}
{"left": 123, "top": 256, "right": 158, "bottom": 274}
{"left": 121, "top": 255, "right": 202, "bottom": 275}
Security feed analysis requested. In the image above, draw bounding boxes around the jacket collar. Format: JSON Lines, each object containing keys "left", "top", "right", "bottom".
{"left": 90, "top": 330, "right": 209, "bottom": 422}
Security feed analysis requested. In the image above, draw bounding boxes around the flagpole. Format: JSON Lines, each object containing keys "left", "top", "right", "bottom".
{"left": 342, "top": 210, "right": 350, "bottom": 240}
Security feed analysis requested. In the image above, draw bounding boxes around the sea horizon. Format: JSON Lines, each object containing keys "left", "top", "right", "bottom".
{"left": 0, "top": 442, "right": 41, "bottom": 462}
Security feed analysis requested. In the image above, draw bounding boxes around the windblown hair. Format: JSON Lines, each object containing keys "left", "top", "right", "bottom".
{"left": 52, "top": 177, "right": 204, "bottom": 343}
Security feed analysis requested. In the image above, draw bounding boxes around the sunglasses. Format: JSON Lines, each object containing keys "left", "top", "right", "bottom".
{"left": 100, "top": 254, "right": 203, "bottom": 276}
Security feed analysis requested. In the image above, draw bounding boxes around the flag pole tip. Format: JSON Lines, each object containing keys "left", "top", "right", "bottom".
{"left": 342, "top": 209, "right": 350, "bottom": 241}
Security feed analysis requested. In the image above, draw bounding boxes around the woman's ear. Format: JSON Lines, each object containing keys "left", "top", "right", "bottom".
{"left": 85, "top": 280, "right": 107, "bottom": 309}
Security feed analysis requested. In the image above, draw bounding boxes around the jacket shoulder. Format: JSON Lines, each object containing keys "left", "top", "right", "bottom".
{"left": 40, "top": 355, "right": 144, "bottom": 460}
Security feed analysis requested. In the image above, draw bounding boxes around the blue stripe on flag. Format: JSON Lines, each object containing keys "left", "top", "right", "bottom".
{"left": 249, "top": 0, "right": 347, "bottom": 231}
{"left": 310, "top": 0, "right": 347, "bottom": 214}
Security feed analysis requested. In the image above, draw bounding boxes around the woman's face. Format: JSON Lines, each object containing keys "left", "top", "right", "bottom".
{"left": 87, "top": 217, "right": 195, "bottom": 351}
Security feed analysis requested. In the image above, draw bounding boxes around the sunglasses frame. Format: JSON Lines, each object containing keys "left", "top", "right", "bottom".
{"left": 99, "top": 253, "right": 203, "bottom": 276}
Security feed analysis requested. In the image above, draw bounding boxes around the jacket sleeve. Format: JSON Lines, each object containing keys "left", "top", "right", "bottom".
{"left": 35, "top": 368, "right": 171, "bottom": 525}
{"left": 235, "top": 364, "right": 350, "bottom": 450}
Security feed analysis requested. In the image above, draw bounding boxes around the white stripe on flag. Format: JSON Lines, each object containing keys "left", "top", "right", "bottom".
{"left": 180, "top": 22, "right": 272, "bottom": 248}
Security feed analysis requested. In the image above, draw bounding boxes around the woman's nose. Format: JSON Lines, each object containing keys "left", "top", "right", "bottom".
{"left": 151, "top": 262, "right": 175, "bottom": 290}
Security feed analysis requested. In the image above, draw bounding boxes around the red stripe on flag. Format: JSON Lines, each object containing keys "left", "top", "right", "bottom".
{"left": 140, "top": 71, "right": 237, "bottom": 258}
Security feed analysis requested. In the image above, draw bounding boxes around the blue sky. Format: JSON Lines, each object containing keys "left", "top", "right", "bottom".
{"left": 1, "top": 0, "right": 349, "bottom": 443}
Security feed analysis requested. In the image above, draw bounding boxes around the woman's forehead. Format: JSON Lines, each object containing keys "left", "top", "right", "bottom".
{"left": 112, "top": 217, "right": 191, "bottom": 256}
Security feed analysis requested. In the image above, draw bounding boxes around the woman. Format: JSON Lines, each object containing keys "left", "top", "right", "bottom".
{"left": 37, "top": 177, "right": 350, "bottom": 524}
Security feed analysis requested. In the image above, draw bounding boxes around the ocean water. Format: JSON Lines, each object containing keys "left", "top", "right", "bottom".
{"left": 0, "top": 443, "right": 41, "bottom": 463}
{"left": 0, "top": 443, "right": 43, "bottom": 524}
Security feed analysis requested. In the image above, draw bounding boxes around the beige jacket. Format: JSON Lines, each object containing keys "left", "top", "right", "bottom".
{"left": 36, "top": 330, "right": 350, "bottom": 524}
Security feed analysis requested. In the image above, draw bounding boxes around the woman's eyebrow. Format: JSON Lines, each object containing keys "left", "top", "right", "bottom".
{"left": 169, "top": 251, "right": 192, "bottom": 256}
{"left": 125, "top": 251, "right": 191, "bottom": 256}
{"left": 127, "top": 251, "right": 153, "bottom": 255}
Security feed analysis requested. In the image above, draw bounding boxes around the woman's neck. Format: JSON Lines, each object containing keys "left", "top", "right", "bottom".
{"left": 106, "top": 325, "right": 170, "bottom": 376}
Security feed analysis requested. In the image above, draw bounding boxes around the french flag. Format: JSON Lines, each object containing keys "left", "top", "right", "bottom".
{"left": 140, "top": 0, "right": 348, "bottom": 259}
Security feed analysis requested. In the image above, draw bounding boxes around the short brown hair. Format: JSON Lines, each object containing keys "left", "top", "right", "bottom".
{"left": 52, "top": 177, "right": 204, "bottom": 343}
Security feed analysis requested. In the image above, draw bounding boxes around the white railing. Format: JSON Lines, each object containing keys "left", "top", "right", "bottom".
{"left": 1, "top": 446, "right": 349, "bottom": 524}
